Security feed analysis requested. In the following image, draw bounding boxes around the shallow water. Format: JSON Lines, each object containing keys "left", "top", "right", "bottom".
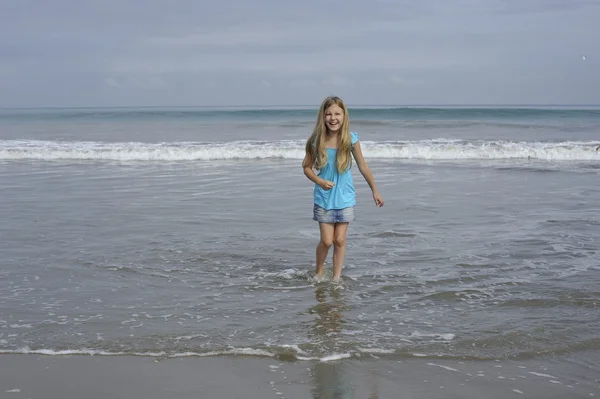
{"left": 1, "top": 107, "right": 599, "bottom": 365}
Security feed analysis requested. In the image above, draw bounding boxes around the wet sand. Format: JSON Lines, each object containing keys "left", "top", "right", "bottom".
{"left": 1, "top": 354, "right": 598, "bottom": 398}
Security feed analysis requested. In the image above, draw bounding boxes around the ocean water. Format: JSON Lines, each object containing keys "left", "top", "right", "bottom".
{"left": 1, "top": 106, "right": 599, "bottom": 370}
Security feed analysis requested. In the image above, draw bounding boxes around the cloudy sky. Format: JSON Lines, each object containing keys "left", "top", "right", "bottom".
{"left": 1, "top": 0, "right": 598, "bottom": 107}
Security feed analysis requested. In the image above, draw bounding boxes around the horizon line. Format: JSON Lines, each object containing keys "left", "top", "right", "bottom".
{"left": 2, "top": 103, "right": 600, "bottom": 110}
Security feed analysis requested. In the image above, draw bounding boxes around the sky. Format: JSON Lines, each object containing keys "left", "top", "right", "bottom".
{"left": 0, "top": 0, "right": 599, "bottom": 107}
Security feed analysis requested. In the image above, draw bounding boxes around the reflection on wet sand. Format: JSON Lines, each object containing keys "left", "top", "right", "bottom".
{"left": 308, "top": 285, "right": 345, "bottom": 347}
{"left": 308, "top": 284, "right": 379, "bottom": 399}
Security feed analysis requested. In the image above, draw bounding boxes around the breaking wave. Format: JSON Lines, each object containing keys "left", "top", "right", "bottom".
{"left": 1, "top": 139, "right": 599, "bottom": 162}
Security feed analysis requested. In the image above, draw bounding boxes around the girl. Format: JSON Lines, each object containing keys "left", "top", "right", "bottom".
{"left": 302, "top": 96, "right": 384, "bottom": 281}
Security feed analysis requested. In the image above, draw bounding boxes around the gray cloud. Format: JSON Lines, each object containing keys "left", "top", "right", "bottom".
{"left": 0, "top": 0, "right": 598, "bottom": 106}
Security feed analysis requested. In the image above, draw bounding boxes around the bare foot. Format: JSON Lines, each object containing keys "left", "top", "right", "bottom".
{"left": 312, "top": 273, "right": 327, "bottom": 284}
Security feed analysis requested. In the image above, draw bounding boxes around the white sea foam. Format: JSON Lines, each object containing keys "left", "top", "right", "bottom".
{"left": 410, "top": 331, "right": 456, "bottom": 341}
{"left": 529, "top": 371, "right": 558, "bottom": 379}
{"left": 280, "top": 345, "right": 308, "bottom": 355}
{"left": 1, "top": 139, "right": 599, "bottom": 161}
{"left": 427, "top": 363, "right": 460, "bottom": 372}
{"left": 175, "top": 348, "right": 275, "bottom": 358}
{"left": 0, "top": 346, "right": 274, "bottom": 358}
{"left": 357, "top": 347, "right": 396, "bottom": 354}
{"left": 320, "top": 353, "right": 352, "bottom": 362}
{"left": 9, "top": 324, "right": 33, "bottom": 329}
{"left": 1, "top": 345, "right": 358, "bottom": 362}
{"left": 0, "top": 348, "right": 134, "bottom": 356}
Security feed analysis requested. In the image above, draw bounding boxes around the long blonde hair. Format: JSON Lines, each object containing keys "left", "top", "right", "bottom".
{"left": 303, "top": 96, "right": 352, "bottom": 173}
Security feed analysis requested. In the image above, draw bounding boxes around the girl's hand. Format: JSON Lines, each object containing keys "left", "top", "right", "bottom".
{"left": 373, "top": 191, "right": 384, "bottom": 207}
{"left": 318, "top": 180, "right": 335, "bottom": 190}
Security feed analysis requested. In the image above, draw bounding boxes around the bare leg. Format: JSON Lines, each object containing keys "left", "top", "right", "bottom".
{"left": 332, "top": 222, "right": 349, "bottom": 281}
{"left": 315, "top": 223, "right": 334, "bottom": 276}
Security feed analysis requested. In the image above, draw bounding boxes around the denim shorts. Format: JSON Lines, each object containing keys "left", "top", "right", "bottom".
{"left": 313, "top": 204, "right": 355, "bottom": 223}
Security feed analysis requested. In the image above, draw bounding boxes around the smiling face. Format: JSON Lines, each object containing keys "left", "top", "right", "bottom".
{"left": 324, "top": 104, "right": 344, "bottom": 134}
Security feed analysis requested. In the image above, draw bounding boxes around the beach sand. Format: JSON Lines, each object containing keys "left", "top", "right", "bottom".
{"left": 1, "top": 354, "right": 598, "bottom": 398}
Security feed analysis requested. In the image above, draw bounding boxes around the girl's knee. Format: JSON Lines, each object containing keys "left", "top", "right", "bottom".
{"left": 333, "top": 236, "right": 346, "bottom": 247}
{"left": 320, "top": 238, "right": 333, "bottom": 248}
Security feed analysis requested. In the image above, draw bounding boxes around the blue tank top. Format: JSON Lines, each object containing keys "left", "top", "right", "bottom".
{"left": 313, "top": 132, "right": 359, "bottom": 210}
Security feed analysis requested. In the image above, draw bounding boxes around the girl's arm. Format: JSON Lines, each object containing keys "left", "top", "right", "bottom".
{"left": 303, "top": 152, "right": 334, "bottom": 190}
{"left": 352, "top": 142, "right": 384, "bottom": 207}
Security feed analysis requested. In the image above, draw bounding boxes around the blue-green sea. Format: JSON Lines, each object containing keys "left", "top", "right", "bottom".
{"left": 1, "top": 106, "right": 599, "bottom": 395}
